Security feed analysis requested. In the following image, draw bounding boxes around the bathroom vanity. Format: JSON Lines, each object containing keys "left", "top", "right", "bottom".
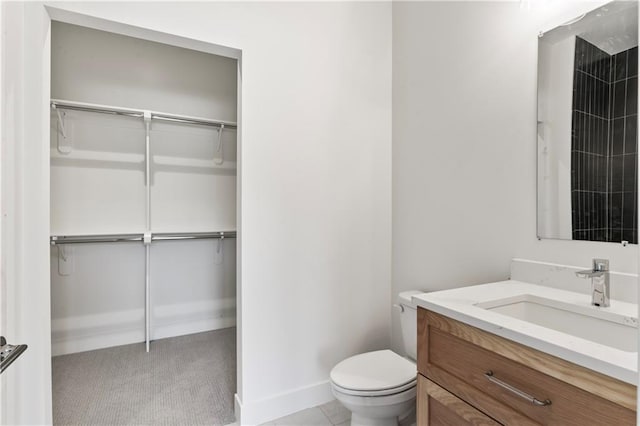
{"left": 414, "top": 281, "right": 637, "bottom": 425}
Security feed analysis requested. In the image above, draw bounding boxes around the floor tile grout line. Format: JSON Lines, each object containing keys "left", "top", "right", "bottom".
{"left": 321, "top": 408, "right": 335, "bottom": 425}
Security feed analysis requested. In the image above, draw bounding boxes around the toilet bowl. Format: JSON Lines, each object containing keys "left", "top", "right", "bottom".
{"left": 329, "top": 291, "right": 422, "bottom": 426}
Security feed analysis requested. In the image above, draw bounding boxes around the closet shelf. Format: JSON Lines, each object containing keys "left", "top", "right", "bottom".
{"left": 51, "top": 149, "right": 144, "bottom": 164}
{"left": 154, "top": 156, "right": 237, "bottom": 170}
{"left": 50, "top": 231, "right": 237, "bottom": 245}
{"left": 51, "top": 150, "right": 237, "bottom": 170}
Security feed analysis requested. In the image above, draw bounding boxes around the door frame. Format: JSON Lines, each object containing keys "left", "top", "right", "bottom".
{"left": 1, "top": 3, "right": 52, "bottom": 424}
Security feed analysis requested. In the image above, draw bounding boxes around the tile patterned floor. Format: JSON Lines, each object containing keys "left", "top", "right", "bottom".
{"left": 227, "top": 398, "right": 415, "bottom": 426}
{"left": 259, "top": 400, "right": 351, "bottom": 426}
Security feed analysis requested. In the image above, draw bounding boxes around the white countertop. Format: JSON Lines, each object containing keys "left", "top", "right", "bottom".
{"left": 413, "top": 280, "right": 638, "bottom": 385}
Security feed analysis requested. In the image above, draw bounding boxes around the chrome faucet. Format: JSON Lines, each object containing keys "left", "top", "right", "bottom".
{"left": 575, "top": 259, "right": 610, "bottom": 307}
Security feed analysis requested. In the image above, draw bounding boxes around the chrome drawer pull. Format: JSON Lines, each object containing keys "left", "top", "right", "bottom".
{"left": 485, "top": 371, "right": 551, "bottom": 407}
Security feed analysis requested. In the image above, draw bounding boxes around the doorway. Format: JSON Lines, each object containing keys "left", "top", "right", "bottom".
{"left": 1, "top": 5, "right": 243, "bottom": 425}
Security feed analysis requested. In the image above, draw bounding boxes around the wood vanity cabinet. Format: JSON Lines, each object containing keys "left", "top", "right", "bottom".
{"left": 416, "top": 308, "right": 637, "bottom": 425}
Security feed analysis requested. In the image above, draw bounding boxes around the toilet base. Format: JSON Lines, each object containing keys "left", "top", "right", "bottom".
{"left": 332, "top": 385, "right": 416, "bottom": 426}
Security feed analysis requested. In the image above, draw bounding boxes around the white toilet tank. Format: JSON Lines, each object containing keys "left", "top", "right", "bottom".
{"left": 397, "top": 291, "right": 422, "bottom": 361}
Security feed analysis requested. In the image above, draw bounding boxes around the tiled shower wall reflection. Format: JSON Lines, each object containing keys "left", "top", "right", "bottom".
{"left": 571, "top": 36, "right": 638, "bottom": 243}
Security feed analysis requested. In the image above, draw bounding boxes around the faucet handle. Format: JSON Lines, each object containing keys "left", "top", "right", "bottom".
{"left": 592, "top": 259, "right": 609, "bottom": 272}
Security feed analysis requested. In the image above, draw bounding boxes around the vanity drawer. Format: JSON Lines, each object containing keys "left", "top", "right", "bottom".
{"left": 418, "top": 374, "right": 501, "bottom": 426}
{"left": 418, "top": 308, "right": 636, "bottom": 426}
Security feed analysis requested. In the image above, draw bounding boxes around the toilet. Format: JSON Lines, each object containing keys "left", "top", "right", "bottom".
{"left": 330, "top": 291, "right": 422, "bottom": 426}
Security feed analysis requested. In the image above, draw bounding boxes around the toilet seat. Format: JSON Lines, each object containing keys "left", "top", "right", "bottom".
{"left": 330, "top": 350, "right": 416, "bottom": 397}
{"left": 332, "top": 378, "right": 417, "bottom": 397}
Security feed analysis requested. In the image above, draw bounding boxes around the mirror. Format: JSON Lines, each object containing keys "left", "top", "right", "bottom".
{"left": 537, "top": 1, "right": 638, "bottom": 244}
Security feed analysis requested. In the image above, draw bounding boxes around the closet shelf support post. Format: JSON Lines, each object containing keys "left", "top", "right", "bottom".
{"left": 144, "top": 111, "right": 151, "bottom": 354}
{"left": 144, "top": 233, "right": 151, "bottom": 353}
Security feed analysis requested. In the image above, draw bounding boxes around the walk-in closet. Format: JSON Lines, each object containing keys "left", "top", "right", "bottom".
{"left": 49, "top": 22, "right": 238, "bottom": 425}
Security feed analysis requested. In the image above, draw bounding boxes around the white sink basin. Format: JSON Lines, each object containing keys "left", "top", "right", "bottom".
{"left": 476, "top": 294, "right": 638, "bottom": 352}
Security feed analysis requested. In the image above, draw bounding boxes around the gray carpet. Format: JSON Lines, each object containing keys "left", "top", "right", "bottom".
{"left": 52, "top": 328, "right": 237, "bottom": 426}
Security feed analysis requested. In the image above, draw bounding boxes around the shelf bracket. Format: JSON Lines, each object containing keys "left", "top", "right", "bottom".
{"left": 57, "top": 245, "right": 74, "bottom": 276}
{"left": 214, "top": 124, "right": 224, "bottom": 165}
{"left": 53, "top": 105, "right": 72, "bottom": 154}
{"left": 215, "top": 232, "right": 224, "bottom": 265}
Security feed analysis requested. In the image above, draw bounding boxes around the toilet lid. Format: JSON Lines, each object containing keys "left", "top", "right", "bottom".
{"left": 330, "top": 350, "right": 416, "bottom": 392}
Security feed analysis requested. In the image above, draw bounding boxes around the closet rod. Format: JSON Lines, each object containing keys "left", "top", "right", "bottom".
{"left": 51, "top": 100, "right": 144, "bottom": 119}
{"left": 51, "top": 99, "right": 237, "bottom": 129}
{"left": 50, "top": 232, "right": 237, "bottom": 245}
{"left": 50, "top": 234, "right": 144, "bottom": 245}
{"left": 151, "top": 115, "right": 237, "bottom": 129}
{"left": 152, "top": 231, "right": 237, "bottom": 241}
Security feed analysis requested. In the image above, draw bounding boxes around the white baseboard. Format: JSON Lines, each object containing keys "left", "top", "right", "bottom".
{"left": 51, "top": 308, "right": 145, "bottom": 356}
{"left": 153, "top": 317, "right": 236, "bottom": 341}
{"left": 235, "top": 380, "right": 334, "bottom": 425}
{"left": 52, "top": 328, "right": 145, "bottom": 356}
{"left": 52, "top": 298, "right": 236, "bottom": 356}
{"left": 235, "top": 394, "right": 243, "bottom": 425}
{"left": 152, "top": 298, "right": 236, "bottom": 340}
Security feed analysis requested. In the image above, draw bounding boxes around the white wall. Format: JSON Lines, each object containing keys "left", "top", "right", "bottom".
{"left": 7, "top": 2, "right": 392, "bottom": 425}
{"left": 51, "top": 22, "right": 238, "bottom": 119}
{"left": 391, "top": 0, "right": 635, "bottom": 354}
